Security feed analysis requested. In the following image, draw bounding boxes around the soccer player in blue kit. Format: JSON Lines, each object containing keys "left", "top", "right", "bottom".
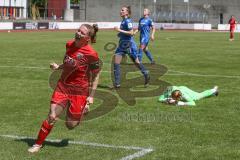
{"left": 134, "top": 8, "right": 156, "bottom": 64}
{"left": 114, "top": 6, "right": 150, "bottom": 88}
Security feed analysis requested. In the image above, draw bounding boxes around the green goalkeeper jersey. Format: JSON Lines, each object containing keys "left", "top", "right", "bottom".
{"left": 158, "top": 86, "right": 215, "bottom": 106}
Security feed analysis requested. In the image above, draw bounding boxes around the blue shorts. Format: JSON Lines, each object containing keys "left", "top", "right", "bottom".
{"left": 115, "top": 40, "right": 138, "bottom": 60}
{"left": 140, "top": 37, "right": 150, "bottom": 46}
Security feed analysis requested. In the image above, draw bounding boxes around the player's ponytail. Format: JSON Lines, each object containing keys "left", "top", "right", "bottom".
{"left": 127, "top": 6, "right": 131, "bottom": 17}
{"left": 123, "top": 6, "right": 131, "bottom": 17}
{"left": 91, "top": 24, "right": 98, "bottom": 43}
{"left": 82, "top": 23, "right": 99, "bottom": 43}
{"left": 126, "top": 6, "right": 132, "bottom": 17}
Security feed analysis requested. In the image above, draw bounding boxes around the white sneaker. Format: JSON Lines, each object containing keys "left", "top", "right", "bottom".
{"left": 28, "top": 144, "right": 42, "bottom": 153}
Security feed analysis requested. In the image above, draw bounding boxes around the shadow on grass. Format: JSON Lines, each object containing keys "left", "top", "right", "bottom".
{"left": 15, "top": 138, "right": 70, "bottom": 148}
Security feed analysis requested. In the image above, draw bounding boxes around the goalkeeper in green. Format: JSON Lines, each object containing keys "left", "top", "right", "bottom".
{"left": 159, "top": 86, "right": 218, "bottom": 106}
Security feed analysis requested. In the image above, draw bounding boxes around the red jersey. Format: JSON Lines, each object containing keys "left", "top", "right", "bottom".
{"left": 56, "top": 40, "right": 100, "bottom": 96}
{"left": 229, "top": 18, "right": 236, "bottom": 27}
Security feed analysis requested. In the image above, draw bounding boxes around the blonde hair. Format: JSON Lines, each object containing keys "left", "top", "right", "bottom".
{"left": 123, "top": 6, "right": 131, "bottom": 17}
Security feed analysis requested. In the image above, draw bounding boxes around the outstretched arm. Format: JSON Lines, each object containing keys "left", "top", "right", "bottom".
{"left": 84, "top": 70, "right": 100, "bottom": 115}
{"left": 176, "top": 95, "right": 196, "bottom": 106}
{"left": 89, "top": 71, "right": 100, "bottom": 98}
{"left": 50, "top": 63, "right": 63, "bottom": 70}
{"left": 159, "top": 95, "right": 177, "bottom": 105}
{"left": 151, "top": 25, "right": 156, "bottom": 41}
{"left": 158, "top": 94, "right": 167, "bottom": 102}
{"left": 176, "top": 101, "right": 196, "bottom": 106}
{"left": 134, "top": 20, "right": 141, "bottom": 35}
{"left": 133, "top": 29, "right": 139, "bottom": 35}
{"left": 87, "top": 58, "right": 102, "bottom": 104}
{"left": 114, "top": 27, "right": 134, "bottom": 36}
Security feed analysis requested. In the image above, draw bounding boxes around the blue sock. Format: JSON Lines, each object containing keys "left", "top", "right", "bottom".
{"left": 145, "top": 50, "right": 153, "bottom": 62}
{"left": 138, "top": 48, "right": 143, "bottom": 62}
{"left": 114, "top": 63, "right": 121, "bottom": 86}
{"left": 137, "top": 63, "right": 148, "bottom": 77}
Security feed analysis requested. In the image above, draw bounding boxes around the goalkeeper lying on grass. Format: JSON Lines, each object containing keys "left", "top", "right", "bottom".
{"left": 158, "top": 86, "right": 219, "bottom": 106}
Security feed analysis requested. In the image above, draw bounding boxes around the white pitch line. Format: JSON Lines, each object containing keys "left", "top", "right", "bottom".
{"left": 0, "top": 134, "right": 153, "bottom": 160}
{"left": 0, "top": 65, "right": 49, "bottom": 70}
{"left": 166, "top": 73, "right": 240, "bottom": 79}
{"left": 120, "top": 149, "right": 153, "bottom": 160}
{"left": 165, "top": 37, "right": 177, "bottom": 41}
{"left": 168, "top": 70, "right": 240, "bottom": 79}
{"left": 1, "top": 65, "right": 240, "bottom": 79}
{"left": 0, "top": 65, "right": 110, "bottom": 73}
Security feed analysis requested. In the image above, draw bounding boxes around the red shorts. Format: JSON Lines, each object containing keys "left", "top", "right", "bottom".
{"left": 230, "top": 26, "right": 235, "bottom": 32}
{"left": 51, "top": 91, "right": 87, "bottom": 120}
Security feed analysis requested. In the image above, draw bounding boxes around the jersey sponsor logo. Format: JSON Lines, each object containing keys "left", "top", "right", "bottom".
{"left": 77, "top": 52, "right": 84, "bottom": 60}
{"left": 128, "top": 23, "right": 133, "bottom": 28}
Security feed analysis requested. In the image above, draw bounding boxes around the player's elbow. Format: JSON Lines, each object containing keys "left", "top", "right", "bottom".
{"left": 158, "top": 99, "right": 165, "bottom": 102}
{"left": 158, "top": 96, "right": 165, "bottom": 102}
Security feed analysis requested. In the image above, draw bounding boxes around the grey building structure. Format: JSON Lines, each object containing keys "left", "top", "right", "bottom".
{"left": 74, "top": 0, "right": 240, "bottom": 26}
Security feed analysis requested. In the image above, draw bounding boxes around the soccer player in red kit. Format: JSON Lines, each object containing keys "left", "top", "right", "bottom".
{"left": 229, "top": 15, "right": 237, "bottom": 41}
{"left": 28, "top": 24, "right": 101, "bottom": 153}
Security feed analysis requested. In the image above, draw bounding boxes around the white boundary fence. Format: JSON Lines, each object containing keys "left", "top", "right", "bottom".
{"left": 3, "top": 22, "right": 240, "bottom": 32}
{"left": 218, "top": 24, "right": 240, "bottom": 32}
{"left": 0, "top": 22, "right": 212, "bottom": 30}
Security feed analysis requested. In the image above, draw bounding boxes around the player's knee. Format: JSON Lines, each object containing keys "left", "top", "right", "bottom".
{"left": 65, "top": 124, "right": 75, "bottom": 130}
{"left": 65, "top": 121, "right": 79, "bottom": 130}
{"left": 48, "top": 114, "right": 57, "bottom": 124}
{"left": 135, "top": 58, "right": 140, "bottom": 64}
{"left": 65, "top": 124, "right": 78, "bottom": 130}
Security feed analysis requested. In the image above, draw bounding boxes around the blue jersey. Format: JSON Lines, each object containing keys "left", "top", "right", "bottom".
{"left": 115, "top": 17, "right": 138, "bottom": 60}
{"left": 118, "top": 18, "right": 134, "bottom": 41}
{"left": 138, "top": 17, "right": 154, "bottom": 40}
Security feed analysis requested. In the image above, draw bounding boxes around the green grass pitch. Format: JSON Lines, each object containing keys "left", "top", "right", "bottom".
{"left": 0, "top": 30, "right": 240, "bottom": 160}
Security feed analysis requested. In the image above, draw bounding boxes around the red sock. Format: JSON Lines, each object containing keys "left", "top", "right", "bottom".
{"left": 35, "top": 120, "right": 54, "bottom": 145}
{"left": 230, "top": 32, "right": 234, "bottom": 39}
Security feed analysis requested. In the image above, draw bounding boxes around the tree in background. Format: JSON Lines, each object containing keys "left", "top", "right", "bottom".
{"left": 71, "top": 0, "right": 80, "bottom": 9}
{"left": 71, "top": 0, "right": 80, "bottom": 4}
{"left": 30, "top": 0, "right": 47, "bottom": 20}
